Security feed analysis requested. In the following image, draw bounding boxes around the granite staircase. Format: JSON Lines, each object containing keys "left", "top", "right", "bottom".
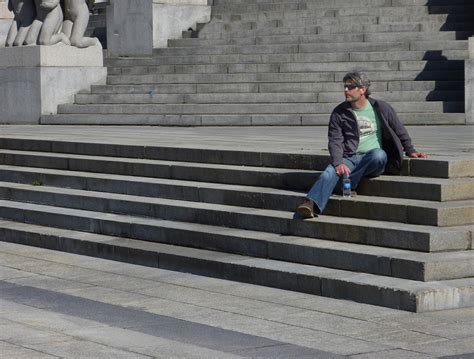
{"left": 42, "top": 0, "right": 474, "bottom": 126}
{"left": 0, "top": 137, "right": 472, "bottom": 312}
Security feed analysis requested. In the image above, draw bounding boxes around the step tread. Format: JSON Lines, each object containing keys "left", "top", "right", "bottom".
{"left": 0, "top": 218, "right": 472, "bottom": 312}
{"left": 0, "top": 183, "right": 470, "bottom": 237}
{"left": 1, "top": 151, "right": 472, "bottom": 186}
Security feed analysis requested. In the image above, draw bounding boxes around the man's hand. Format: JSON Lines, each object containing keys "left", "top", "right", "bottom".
{"left": 409, "top": 152, "right": 428, "bottom": 159}
{"left": 335, "top": 164, "right": 351, "bottom": 177}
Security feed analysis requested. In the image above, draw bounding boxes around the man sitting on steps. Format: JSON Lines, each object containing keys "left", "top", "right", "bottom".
{"left": 296, "top": 71, "right": 428, "bottom": 219}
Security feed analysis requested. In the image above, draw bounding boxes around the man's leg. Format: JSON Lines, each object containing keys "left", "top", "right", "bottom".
{"left": 349, "top": 148, "right": 387, "bottom": 189}
{"left": 297, "top": 163, "right": 344, "bottom": 217}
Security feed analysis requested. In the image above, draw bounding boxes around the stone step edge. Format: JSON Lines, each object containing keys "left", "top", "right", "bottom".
{"left": 0, "top": 187, "right": 470, "bottom": 253}
{"left": 1, "top": 150, "right": 473, "bottom": 194}
{"left": 0, "top": 220, "right": 472, "bottom": 312}
{"left": 0, "top": 165, "right": 472, "bottom": 227}
{"left": 0, "top": 138, "right": 471, "bottom": 179}
{"left": 0, "top": 200, "right": 471, "bottom": 282}
{"left": 39, "top": 113, "right": 468, "bottom": 128}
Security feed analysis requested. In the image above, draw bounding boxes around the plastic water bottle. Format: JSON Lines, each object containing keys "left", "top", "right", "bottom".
{"left": 342, "top": 176, "right": 352, "bottom": 198}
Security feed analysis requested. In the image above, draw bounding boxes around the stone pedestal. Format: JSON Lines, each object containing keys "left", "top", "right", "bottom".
{"left": 0, "top": 43, "right": 107, "bottom": 124}
{"left": 466, "top": 38, "right": 474, "bottom": 125}
{"left": 106, "top": 0, "right": 153, "bottom": 56}
{"left": 153, "top": 0, "right": 211, "bottom": 48}
{"left": 0, "top": 0, "right": 12, "bottom": 48}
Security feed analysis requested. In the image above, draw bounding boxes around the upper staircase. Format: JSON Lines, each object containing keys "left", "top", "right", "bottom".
{"left": 42, "top": 0, "right": 474, "bottom": 126}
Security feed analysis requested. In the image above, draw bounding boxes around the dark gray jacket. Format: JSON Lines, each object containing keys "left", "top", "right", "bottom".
{"left": 328, "top": 98, "right": 416, "bottom": 171}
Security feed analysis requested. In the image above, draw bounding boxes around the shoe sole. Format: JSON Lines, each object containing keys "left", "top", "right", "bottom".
{"left": 296, "top": 205, "right": 315, "bottom": 219}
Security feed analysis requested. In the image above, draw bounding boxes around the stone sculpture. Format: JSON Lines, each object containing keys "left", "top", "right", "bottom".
{"left": 61, "top": 0, "right": 99, "bottom": 48}
{"left": 5, "top": 0, "right": 36, "bottom": 46}
{"left": 25, "top": 0, "right": 70, "bottom": 46}
{"left": 5, "top": 0, "right": 98, "bottom": 47}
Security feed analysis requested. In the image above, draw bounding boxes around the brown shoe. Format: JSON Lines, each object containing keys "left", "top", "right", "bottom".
{"left": 296, "top": 199, "right": 315, "bottom": 219}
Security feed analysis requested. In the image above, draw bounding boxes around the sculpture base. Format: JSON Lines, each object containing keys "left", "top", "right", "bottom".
{"left": 0, "top": 43, "right": 106, "bottom": 124}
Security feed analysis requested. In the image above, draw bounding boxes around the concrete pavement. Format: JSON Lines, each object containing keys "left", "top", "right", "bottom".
{"left": 1, "top": 242, "right": 473, "bottom": 358}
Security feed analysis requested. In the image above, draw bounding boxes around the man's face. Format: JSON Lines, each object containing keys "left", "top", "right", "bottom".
{"left": 343, "top": 80, "right": 366, "bottom": 103}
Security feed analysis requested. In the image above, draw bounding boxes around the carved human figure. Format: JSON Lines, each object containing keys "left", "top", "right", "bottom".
{"left": 25, "top": 0, "right": 70, "bottom": 45}
{"left": 62, "top": 0, "right": 99, "bottom": 48}
{"left": 5, "top": 0, "right": 36, "bottom": 46}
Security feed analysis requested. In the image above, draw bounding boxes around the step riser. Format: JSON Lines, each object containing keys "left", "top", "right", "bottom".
{"left": 90, "top": 81, "right": 465, "bottom": 95}
{"left": 106, "top": 70, "right": 465, "bottom": 85}
{"left": 0, "top": 189, "right": 469, "bottom": 253}
{"left": 105, "top": 51, "right": 468, "bottom": 67}
{"left": 75, "top": 91, "right": 464, "bottom": 105}
{"left": 4, "top": 229, "right": 472, "bottom": 312}
{"left": 0, "top": 195, "right": 472, "bottom": 280}
{"left": 198, "top": 23, "right": 474, "bottom": 37}
{"left": 1, "top": 167, "right": 472, "bottom": 226}
{"left": 0, "top": 138, "right": 470, "bottom": 179}
{"left": 105, "top": 61, "right": 464, "bottom": 76}
{"left": 57, "top": 102, "right": 465, "bottom": 115}
{"left": 40, "top": 113, "right": 467, "bottom": 126}
{"left": 2, "top": 203, "right": 472, "bottom": 282}
{"left": 169, "top": 32, "right": 468, "bottom": 47}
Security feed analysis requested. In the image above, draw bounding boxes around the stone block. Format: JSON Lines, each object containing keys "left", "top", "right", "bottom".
{"left": 466, "top": 59, "right": 474, "bottom": 125}
{"left": 0, "top": 44, "right": 106, "bottom": 124}
{"left": 106, "top": 0, "right": 153, "bottom": 56}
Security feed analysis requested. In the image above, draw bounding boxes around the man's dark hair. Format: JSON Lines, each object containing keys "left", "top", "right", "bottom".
{"left": 343, "top": 72, "right": 371, "bottom": 98}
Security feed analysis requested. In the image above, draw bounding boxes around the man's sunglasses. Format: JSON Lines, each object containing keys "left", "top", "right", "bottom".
{"left": 343, "top": 83, "right": 358, "bottom": 90}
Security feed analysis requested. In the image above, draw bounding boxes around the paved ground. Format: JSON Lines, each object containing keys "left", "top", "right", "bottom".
{"left": 0, "top": 125, "right": 472, "bottom": 157}
{"left": 0, "top": 125, "right": 473, "bottom": 358}
{"left": 1, "top": 242, "right": 474, "bottom": 359}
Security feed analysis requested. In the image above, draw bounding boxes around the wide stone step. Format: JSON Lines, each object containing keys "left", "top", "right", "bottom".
{"left": 213, "top": 0, "right": 471, "bottom": 6}
{"left": 197, "top": 21, "right": 474, "bottom": 38}
{"left": 155, "top": 40, "right": 467, "bottom": 56}
{"left": 41, "top": 113, "right": 467, "bottom": 126}
{"left": 1, "top": 219, "right": 472, "bottom": 312}
{"left": 0, "top": 191, "right": 471, "bottom": 282}
{"left": 170, "top": 31, "right": 465, "bottom": 47}
{"left": 105, "top": 60, "right": 465, "bottom": 77}
{"left": 0, "top": 163, "right": 471, "bottom": 227}
{"left": 105, "top": 70, "right": 464, "bottom": 86}
{"left": 1, "top": 138, "right": 470, "bottom": 178}
{"left": 57, "top": 101, "right": 465, "bottom": 115}
{"left": 205, "top": 13, "right": 470, "bottom": 33}
{"left": 105, "top": 50, "right": 468, "bottom": 68}
{"left": 75, "top": 90, "right": 463, "bottom": 105}
{"left": 0, "top": 184, "right": 470, "bottom": 254}
{"left": 210, "top": 8, "right": 474, "bottom": 24}
{"left": 0, "top": 148, "right": 472, "bottom": 201}
{"left": 90, "top": 81, "right": 465, "bottom": 95}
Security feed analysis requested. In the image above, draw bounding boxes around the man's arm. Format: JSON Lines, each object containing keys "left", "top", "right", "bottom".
{"left": 385, "top": 103, "right": 428, "bottom": 158}
{"left": 328, "top": 113, "right": 352, "bottom": 176}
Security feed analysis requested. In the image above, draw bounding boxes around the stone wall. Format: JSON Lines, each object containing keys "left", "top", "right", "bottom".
{"left": 466, "top": 38, "right": 474, "bottom": 124}
{"left": 153, "top": 0, "right": 211, "bottom": 48}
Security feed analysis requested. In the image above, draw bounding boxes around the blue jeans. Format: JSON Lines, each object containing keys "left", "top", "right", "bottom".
{"left": 307, "top": 148, "right": 388, "bottom": 214}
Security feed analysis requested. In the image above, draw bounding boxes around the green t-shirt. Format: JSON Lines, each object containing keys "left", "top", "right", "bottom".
{"left": 352, "top": 101, "right": 382, "bottom": 154}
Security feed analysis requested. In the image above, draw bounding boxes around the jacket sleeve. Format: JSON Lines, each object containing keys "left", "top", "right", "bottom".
{"left": 385, "top": 103, "right": 416, "bottom": 156}
{"left": 328, "top": 112, "right": 344, "bottom": 167}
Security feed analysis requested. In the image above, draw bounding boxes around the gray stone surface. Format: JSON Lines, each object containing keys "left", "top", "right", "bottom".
{"left": 1, "top": 242, "right": 473, "bottom": 357}
{"left": 466, "top": 59, "right": 474, "bottom": 125}
{"left": 153, "top": 1, "right": 211, "bottom": 48}
{"left": 106, "top": 0, "right": 153, "bottom": 56}
{"left": 0, "top": 44, "right": 106, "bottom": 124}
